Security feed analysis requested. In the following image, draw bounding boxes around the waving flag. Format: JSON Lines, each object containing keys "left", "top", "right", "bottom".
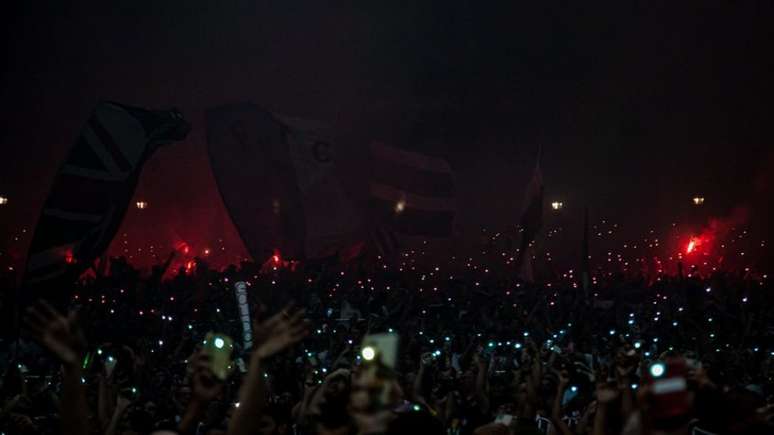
{"left": 206, "top": 103, "right": 361, "bottom": 262}
{"left": 369, "top": 142, "right": 456, "bottom": 242}
{"left": 23, "top": 101, "right": 190, "bottom": 298}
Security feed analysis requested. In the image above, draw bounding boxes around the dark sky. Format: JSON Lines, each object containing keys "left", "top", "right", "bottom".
{"left": 2, "top": 1, "right": 773, "bottom": 266}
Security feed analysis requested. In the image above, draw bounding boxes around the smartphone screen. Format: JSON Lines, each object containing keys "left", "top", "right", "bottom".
{"left": 361, "top": 333, "right": 399, "bottom": 369}
{"left": 357, "top": 333, "right": 400, "bottom": 411}
{"left": 104, "top": 356, "right": 118, "bottom": 378}
{"left": 203, "top": 332, "right": 234, "bottom": 380}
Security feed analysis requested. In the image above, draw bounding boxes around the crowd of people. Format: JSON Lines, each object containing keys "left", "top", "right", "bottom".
{"left": 1, "top": 239, "right": 773, "bottom": 435}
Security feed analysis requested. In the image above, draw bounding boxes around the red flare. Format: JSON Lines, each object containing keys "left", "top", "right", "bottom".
{"left": 686, "top": 240, "right": 696, "bottom": 254}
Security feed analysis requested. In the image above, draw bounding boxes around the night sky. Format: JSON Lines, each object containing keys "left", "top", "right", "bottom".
{"left": 2, "top": 1, "right": 773, "bottom": 268}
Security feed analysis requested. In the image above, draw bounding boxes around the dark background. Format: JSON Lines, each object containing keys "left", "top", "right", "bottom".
{"left": 1, "top": 1, "right": 772, "bottom": 268}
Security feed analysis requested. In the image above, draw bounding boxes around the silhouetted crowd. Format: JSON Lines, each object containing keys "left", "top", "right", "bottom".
{"left": 2, "top": 248, "right": 773, "bottom": 435}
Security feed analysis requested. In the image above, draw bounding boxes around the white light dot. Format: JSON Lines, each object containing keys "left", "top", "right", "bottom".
{"left": 361, "top": 346, "right": 376, "bottom": 361}
{"left": 650, "top": 363, "right": 665, "bottom": 377}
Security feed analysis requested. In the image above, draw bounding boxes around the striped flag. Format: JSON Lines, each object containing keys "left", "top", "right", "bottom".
{"left": 23, "top": 101, "right": 190, "bottom": 298}
{"left": 206, "top": 103, "right": 362, "bottom": 262}
{"left": 368, "top": 143, "right": 455, "bottom": 252}
{"left": 368, "top": 224, "right": 400, "bottom": 259}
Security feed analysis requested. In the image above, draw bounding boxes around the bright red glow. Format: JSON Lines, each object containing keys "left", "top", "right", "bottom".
{"left": 175, "top": 241, "right": 191, "bottom": 255}
{"left": 64, "top": 250, "right": 74, "bottom": 264}
{"left": 685, "top": 235, "right": 712, "bottom": 255}
{"left": 185, "top": 260, "right": 195, "bottom": 273}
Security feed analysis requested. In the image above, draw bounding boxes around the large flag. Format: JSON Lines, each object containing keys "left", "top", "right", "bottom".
{"left": 368, "top": 143, "right": 456, "bottom": 247}
{"left": 23, "top": 101, "right": 190, "bottom": 298}
{"left": 206, "top": 103, "right": 361, "bottom": 261}
{"left": 516, "top": 156, "right": 543, "bottom": 280}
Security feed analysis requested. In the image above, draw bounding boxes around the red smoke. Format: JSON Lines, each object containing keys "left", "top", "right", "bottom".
{"left": 683, "top": 205, "right": 749, "bottom": 262}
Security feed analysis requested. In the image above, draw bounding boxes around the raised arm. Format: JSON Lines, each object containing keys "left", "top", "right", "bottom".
{"left": 592, "top": 383, "right": 618, "bottom": 435}
{"left": 551, "top": 371, "right": 574, "bottom": 435}
{"left": 178, "top": 351, "right": 224, "bottom": 434}
{"left": 228, "top": 305, "right": 308, "bottom": 435}
{"left": 413, "top": 352, "right": 432, "bottom": 404}
{"left": 24, "top": 301, "right": 89, "bottom": 435}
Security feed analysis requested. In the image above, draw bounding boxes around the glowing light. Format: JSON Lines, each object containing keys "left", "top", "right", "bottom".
{"left": 551, "top": 201, "right": 564, "bottom": 210}
{"left": 685, "top": 235, "right": 709, "bottom": 254}
{"left": 0, "top": 195, "right": 7, "bottom": 205}
{"left": 692, "top": 196, "right": 705, "bottom": 205}
{"left": 135, "top": 201, "right": 148, "bottom": 209}
{"left": 361, "top": 346, "right": 376, "bottom": 361}
{"left": 64, "top": 250, "right": 75, "bottom": 264}
{"left": 650, "top": 363, "right": 665, "bottom": 377}
{"left": 395, "top": 199, "right": 406, "bottom": 213}
{"left": 175, "top": 241, "right": 191, "bottom": 255}
{"left": 214, "top": 337, "right": 225, "bottom": 349}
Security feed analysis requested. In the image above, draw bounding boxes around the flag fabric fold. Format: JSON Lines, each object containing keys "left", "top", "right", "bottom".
{"left": 206, "top": 103, "right": 362, "bottom": 262}
{"left": 23, "top": 101, "right": 190, "bottom": 297}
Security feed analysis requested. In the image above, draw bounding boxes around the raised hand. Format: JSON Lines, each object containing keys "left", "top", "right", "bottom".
{"left": 557, "top": 370, "right": 570, "bottom": 389}
{"left": 191, "top": 351, "right": 223, "bottom": 403}
{"left": 253, "top": 304, "right": 309, "bottom": 359}
{"left": 349, "top": 368, "right": 397, "bottom": 434}
{"left": 596, "top": 383, "right": 619, "bottom": 405}
{"left": 473, "top": 353, "right": 487, "bottom": 370}
{"left": 420, "top": 352, "right": 434, "bottom": 368}
{"left": 24, "top": 301, "right": 86, "bottom": 367}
